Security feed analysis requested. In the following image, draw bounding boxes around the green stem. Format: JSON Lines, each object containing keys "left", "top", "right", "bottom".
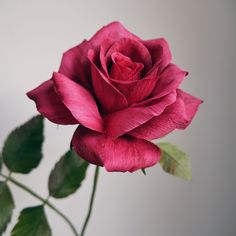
{"left": 3, "top": 171, "right": 12, "bottom": 184}
{"left": 0, "top": 172, "right": 79, "bottom": 236}
{"left": 81, "top": 166, "right": 100, "bottom": 236}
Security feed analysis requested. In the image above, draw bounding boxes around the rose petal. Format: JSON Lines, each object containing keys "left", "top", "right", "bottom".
{"left": 90, "top": 21, "right": 141, "bottom": 45}
{"left": 59, "top": 22, "right": 141, "bottom": 87}
{"left": 104, "top": 91, "right": 176, "bottom": 138}
{"left": 105, "top": 38, "right": 152, "bottom": 73}
{"left": 88, "top": 50, "right": 128, "bottom": 114}
{"left": 52, "top": 72, "right": 104, "bottom": 132}
{"left": 58, "top": 40, "right": 91, "bottom": 89}
{"left": 27, "top": 80, "right": 78, "bottom": 124}
{"left": 143, "top": 38, "right": 172, "bottom": 69}
{"left": 109, "top": 52, "right": 144, "bottom": 81}
{"left": 99, "top": 39, "right": 113, "bottom": 76}
{"left": 72, "top": 126, "right": 161, "bottom": 172}
{"left": 128, "top": 89, "right": 203, "bottom": 140}
{"left": 71, "top": 126, "right": 103, "bottom": 166}
{"left": 110, "top": 67, "right": 159, "bottom": 105}
{"left": 151, "top": 64, "right": 187, "bottom": 98}
{"left": 176, "top": 89, "right": 203, "bottom": 129}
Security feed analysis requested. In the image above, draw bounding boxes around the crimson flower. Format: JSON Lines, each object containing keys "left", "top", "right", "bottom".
{"left": 27, "top": 22, "right": 202, "bottom": 172}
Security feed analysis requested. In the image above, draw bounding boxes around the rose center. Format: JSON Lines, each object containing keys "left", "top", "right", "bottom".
{"left": 109, "top": 52, "right": 144, "bottom": 81}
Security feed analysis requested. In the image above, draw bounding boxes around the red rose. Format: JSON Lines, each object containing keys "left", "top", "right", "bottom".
{"left": 27, "top": 22, "right": 202, "bottom": 172}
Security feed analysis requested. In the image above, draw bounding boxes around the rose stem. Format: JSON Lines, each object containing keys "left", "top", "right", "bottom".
{"left": 81, "top": 166, "right": 100, "bottom": 236}
{"left": 0, "top": 172, "right": 79, "bottom": 236}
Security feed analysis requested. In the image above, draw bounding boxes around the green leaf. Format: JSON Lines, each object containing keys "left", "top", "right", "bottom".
{"left": 48, "top": 149, "right": 89, "bottom": 198}
{"left": 2, "top": 115, "right": 44, "bottom": 173}
{"left": 0, "top": 154, "right": 2, "bottom": 172}
{"left": 0, "top": 181, "right": 15, "bottom": 234}
{"left": 158, "top": 143, "right": 192, "bottom": 180}
{"left": 11, "top": 205, "right": 51, "bottom": 236}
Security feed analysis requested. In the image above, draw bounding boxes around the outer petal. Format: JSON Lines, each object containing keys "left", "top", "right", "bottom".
{"left": 143, "top": 38, "right": 172, "bottom": 69}
{"left": 27, "top": 80, "right": 78, "bottom": 124}
{"left": 52, "top": 72, "right": 104, "bottom": 132}
{"left": 59, "top": 40, "right": 92, "bottom": 89}
{"left": 104, "top": 91, "right": 176, "bottom": 138}
{"left": 176, "top": 89, "right": 203, "bottom": 129}
{"left": 59, "top": 22, "right": 141, "bottom": 87}
{"left": 151, "top": 64, "right": 187, "bottom": 98}
{"left": 128, "top": 89, "right": 203, "bottom": 140}
{"left": 72, "top": 126, "right": 161, "bottom": 172}
{"left": 89, "top": 21, "right": 141, "bottom": 45}
{"left": 88, "top": 50, "right": 128, "bottom": 114}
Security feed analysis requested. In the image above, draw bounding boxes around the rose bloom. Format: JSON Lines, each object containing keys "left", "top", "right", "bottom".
{"left": 27, "top": 22, "right": 202, "bottom": 172}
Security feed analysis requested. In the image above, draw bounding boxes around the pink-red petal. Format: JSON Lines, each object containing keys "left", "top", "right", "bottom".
{"left": 52, "top": 72, "right": 104, "bottom": 132}
{"left": 109, "top": 52, "right": 144, "bottom": 81}
{"left": 99, "top": 39, "right": 113, "bottom": 76}
{"left": 58, "top": 40, "right": 91, "bottom": 89}
{"left": 128, "top": 89, "right": 203, "bottom": 140}
{"left": 110, "top": 67, "right": 159, "bottom": 105}
{"left": 88, "top": 50, "right": 128, "bottom": 114}
{"left": 143, "top": 38, "right": 172, "bottom": 69}
{"left": 151, "top": 63, "right": 187, "bottom": 98}
{"left": 59, "top": 22, "right": 141, "bottom": 87}
{"left": 27, "top": 80, "right": 78, "bottom": 125}
{"left": 104, "top": 91, "right": 176, "bottom": 138}
{"left": 72, "top": 126, "right": 161, "bottom": 172}
{"left": 105, "top": 38, "right": 152, "bottom": 73}
{"left": 176, "top": 89, "right": 203, "bottom": 129}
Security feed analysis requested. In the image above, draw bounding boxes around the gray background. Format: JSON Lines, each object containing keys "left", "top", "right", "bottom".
{"left": 0, "top": 0, "right": 236, "bottom": 235}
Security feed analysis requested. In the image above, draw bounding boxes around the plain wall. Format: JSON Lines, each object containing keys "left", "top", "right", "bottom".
{"left": 0, "top": 0, "right": 236, "bottom": 235}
